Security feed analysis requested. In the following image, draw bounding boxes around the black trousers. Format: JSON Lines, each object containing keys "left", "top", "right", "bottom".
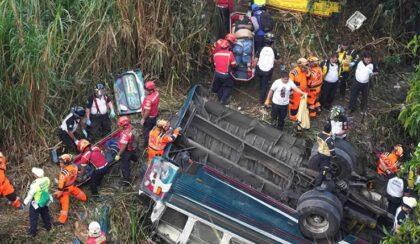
{"left": 213, "top": 72, "right": 233, "bottom": 105}
{"left": 120, "top": 150, "right": 138, "bottom": 182}
{"left": 58, "top": 129, "right": 77, "bottom": 153}
{"left": 89, "top": 114, "right": 111, "bottom": 142}
{"left": 90, "top": 165, "right": 109, "bottom": 195}
{"left": 340, "top": 71, "right": 350, "bottom": 96}
{"left": 314, "top": 154, "right": 331, "bottom": 187}
{"left": 217, "top": 7, "right": 230, "bottom": 39}
{"left": 254, "top": 35, "right": 265, "bottom": 53}
{"left": 143, "top": 117, "right": 157, "bottom": 147}
{"left": 320, "top": 81, "right": 338, "bottom": 108}
{"left": 256, "top": 67, "right": 273, "bottom": 103}
{"left": 387, "top": 194, "right": 402, "bottom": 215}
{"left": 271, "top": 104, "right": 288, "bottom": 130}
{"left": 348, "top": 81, "right": 369, "bottom": 111}
{"left": 29, "top": 204, "right": 51, "bottom": 236}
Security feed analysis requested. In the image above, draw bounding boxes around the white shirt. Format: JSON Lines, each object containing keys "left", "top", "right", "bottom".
{"left": 331, "top": 120, "right": 346, "bottom": 138}
{"left": 271, "top": 79, "right": 297, "bottom": 105}
{"left": 90, "top": 96, "right": 108, "bottom": 115}
{"left": 257, "top": 47, "right": 275, "bottom": 72}
{"left": 60, "top": 113, "right": 79, "bottom": 133}
{"left": 387, "top": 176, "right": 405, "bottom": 198}
{"left": 324, "top": 63, "right": 339, "bottom": 83}
{"left": 355, "top": 61, "right": 374, "bottom": 83}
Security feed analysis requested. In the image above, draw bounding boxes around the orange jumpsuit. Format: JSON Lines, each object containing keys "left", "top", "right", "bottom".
{"left": 0, "top": 161, "right": 21, "bottom": 208}
{"left": 307, "top": 66, "right": 323, "bottom": 117}
{"left": 376, "top": 152, "right": 399, "bottom": 176}
{"left": 57, "top": 164, "right": 87, "bottom": 224}
{"left": 289, "top": 67, "right": 309, "bottom": 121}
{"left": 148, "top": 127, "right": 180, "bottom": 163}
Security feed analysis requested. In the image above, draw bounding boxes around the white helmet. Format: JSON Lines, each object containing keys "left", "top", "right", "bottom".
{"left": 402, "top": 196, "right": 417, "bottom": 209}
{"left": 88, "top": 221, "right": 101, "bottom": 237}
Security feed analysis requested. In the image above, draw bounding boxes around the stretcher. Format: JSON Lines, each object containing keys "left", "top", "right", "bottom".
{"left": 230, "top": 12, "right": 255, "bottom": 82}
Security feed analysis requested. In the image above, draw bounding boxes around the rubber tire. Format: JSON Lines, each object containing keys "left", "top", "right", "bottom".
{"left": 297, "top": 190, "right": 343, "bottom": 218}
{"left": 333, "top": 138, "right": 357, "bottom": 170}
{"left": 297, "top": 191, "right": 343, "bottom": 240}
{"left": 307, "top": 148, "right": 353, "bottom": 180}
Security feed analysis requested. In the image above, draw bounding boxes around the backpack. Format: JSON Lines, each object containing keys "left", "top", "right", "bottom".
{"left": 37, "top": 191, "right": 51, "bottom": 207}
{"left": 257, "top": 10, "right": 274, "bottom": 33}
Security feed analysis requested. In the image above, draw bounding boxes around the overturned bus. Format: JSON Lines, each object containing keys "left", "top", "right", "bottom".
{"left": 139, "top": 85, "right": 391, "bottom": 243}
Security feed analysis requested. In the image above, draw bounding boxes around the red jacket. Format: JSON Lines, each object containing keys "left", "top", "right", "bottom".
{"left": 216, "top": 0, "right": 233, "bottom": 13}
{"left": 141, "top": 91, "right": 160, "bottom": 117}
{"left": 213, "top": 50, "right": 236, "bottom": 74}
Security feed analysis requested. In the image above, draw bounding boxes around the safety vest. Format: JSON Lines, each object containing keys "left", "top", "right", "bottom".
{"left": 58, "top": 164, "right": 78, "bottom": 190}
{"left": 377, "top": 152, "right": 399, "bottom": 175}
{"left": 338, "top": 50, "right": 354, "bottom": 72}
{"left": 148, "top": 127, "right": 177, "bottom": 151}
{"left": 33, "top": 177, "right": 50, "bottom": 204}
{"left": 254, "top": 0, "right": 266, "bottom": 5}
{"left": 308, "top": 66, "right": 323, "bottom": 88}
{"left": 289, "top": 67, "right": 308, "bottom": 90}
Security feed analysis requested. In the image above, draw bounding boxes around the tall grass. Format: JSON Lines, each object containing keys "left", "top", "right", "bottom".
{"left": 0, "top": 0, "right": 210, "bottom": 157}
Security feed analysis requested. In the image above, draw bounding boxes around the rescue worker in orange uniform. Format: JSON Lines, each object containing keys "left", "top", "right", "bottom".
{"left": 55, "top": 154, "right": 87, "bottom": 225}
{"left": 148, "top": 120, "right": 182, "bottom": 164}
{"left": 0, "top": 152, "right": 23, "bottom": 209}
{"left": 307, "top": 56, "right": 323, "bottom": 117}
{"left": 377, "top": 144, "right": 404, "bottom": 177}
{"left": 289, "top": 58, "right": 310, "bottom": 121}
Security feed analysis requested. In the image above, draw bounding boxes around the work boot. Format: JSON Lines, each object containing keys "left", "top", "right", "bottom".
{"left": 53, "top": 221, "right": 64, "bottom": 227}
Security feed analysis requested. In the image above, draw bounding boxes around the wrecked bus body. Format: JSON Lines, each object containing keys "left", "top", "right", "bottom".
{"left": 140, "top": 85, "right": 391, "bottom": 243}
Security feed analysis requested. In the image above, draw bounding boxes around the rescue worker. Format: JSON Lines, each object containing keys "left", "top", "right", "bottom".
{"left": 330, "top": 106, "right": 349, "bottom": 140}
{"left": 148, "top": 120, "right": 182, "bottom": 163}
{"left": 85, "top": 83, "right": 116, "bottom": 142}
{"left": 141, "top": 81, "right": 160, "bottom": 148}
{"left": 254, "top": 33, "right": 279, "bottom": 104}
{"left": 212, "top": 33, "right": 236, "bottom": 56}
{"left": 319, "top": 53, "right": 341, "bottom": 110}
{"left": 78, "top": 139, "right": 109, "bottom": 195}
{"left": 87, "top": 221, "right": 106, "bottom": 244}
{"left": 289, "top": 58, "right": 310, "bottom": 121}
{"left": 307, "top": 56, "right": 323, "bottom": 117}
{"left": 393, "top": 196, "right": 417, "bottom": 234}
{"left": 251, "top": 5, "right": 268, "bottom": 52}
{"left": 348, "top": 52, "right": 378, "bottom": 113}
{"left": 59, "top": 106, "right": 87, "bottom": 153}
{"left": 55, "top": 154, "right": 87, "bottom": 225}
{"left": 336, "top": 40, "right": 357, "bottom": 96}
{"left": 212, "top": 39, "right": 236, "bottom": 105}
{"left": 386, "top": 173, "right": 409, "bottom": 215}
{"left": 0, "top": 152, "right": 23, "bottom": 209}
{"left": 115, "top": 116, "right": 137, "bottom": 185}
{"left": 265, "top": 70, "right": 307, "bottom": 130}
{"left": 314, "top": 122, "right": 336, "bottom": 187}
{"left": 216, "top": 0, "right": 233, "bottom": 38}
{"left": 24, "top": 167, "right": 52, "bottom": 237}
{"left": 377, "top": 144, "right": 404, "bottom": 177}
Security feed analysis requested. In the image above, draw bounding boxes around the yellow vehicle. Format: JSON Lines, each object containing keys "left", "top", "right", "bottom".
{"left": 267, "top": 0, "right": 341, "bottom": 17}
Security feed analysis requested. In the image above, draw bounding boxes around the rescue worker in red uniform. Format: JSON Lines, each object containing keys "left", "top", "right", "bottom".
{"left": 115, "top": 116, "right": 137, "bottom": 185}
{"left": 55, "top": 154, "right": 87, "bottom": 225}
{"left": 212, "top": 39, "right": 236, "bottom": 105}
{"left": 141, "top": 81, "right": 160, "bottom": 148}
{"left": 289, "top": 58, "right": 310, "bottom": 121}
{"left": 307, "top": 56, "right": 323, "bottom": 117}
{"left": 78, "top": 139, "right": 109, "bottom": 195}
{"left": 377, "top": 144, "right": 404, "bottom": 177}
{"left": 148, "top": 120, "right": 181, "bottom": 164}
{"left": 0, "top": 152, "right": 23, "bottom": 209}
{"left": 209, "top": 33, "right": 236, "bottom": 63}
{"left": 216, "top": 0, "right": 234, "bottom": 38}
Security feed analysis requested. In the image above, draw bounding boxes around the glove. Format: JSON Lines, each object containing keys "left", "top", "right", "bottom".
{"left": 86, "top": 119, "right": 91, "bottom": 126}
{"left": 74, "top": 139, "right": 80, "bottom": 145}
{"left": 109, "top": 110, "right": 116, "bottom": 118}
{"left": 115, "top": 155, "right": 121, "bottom": 161}
{"left": 82, "top": 129, "right": 88, "bottom": 138}
{"left": 19, "top": 203, "right": 27, "bottom": 210}
{"left": 174, "top": 127, "right": 182, "bottom": 135}
{"left": 54, "top": 191, "right": 64, "bottom": 199}
{"left": 264, "top": 99, "right": 271, "bottom": 108}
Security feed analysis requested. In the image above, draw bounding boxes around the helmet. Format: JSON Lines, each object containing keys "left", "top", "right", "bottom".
{"left": 32, "top": 167, "right": 45, "bottom": 178}
{"left": 145, "top": 81, "right": 156, "bottom": 90}
{"left": 59, "top": 154, "right": 73, "bottom": 165}
{"left": 71, "top": 106, "right": 86, "bottom": 118}
{"left": 95, "top": 83, "right": 105, "bottom": 96}
{"left": 157, "top": 119, "right": 170, "bottom": 130}
{"left": 225, "top": 33, "right": 236, "bottom": 44}
{"left": 0, "top": 152, "right": 6, "bottom": 166}
{"left": 88, "top": 221, "right": 101, "bottom": 237}
{"left": 117, "top": 116, "right": 131, "bottom": 127}
{"left": 308, "top": 56, "right": 319, "bottom": 63}
{"left": 402, "top": 196, "right": 417, "bottom": 209}
{"left": 297, "top": 58, "right": 309, "bottom": 66}
{"left": 219, "top": 39, "right": 230, "bottom": 49}
{"left": 264, "top": 33, "right": 274, "bottom": 44}
{"left": 393, "top": 144, "right": 403, "bottom": 157}
{"left": 77, "top": 139, "right": 91, "bottom": 152}
{"left": 330, "top": 106, "right": 345, "bottom": 120}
